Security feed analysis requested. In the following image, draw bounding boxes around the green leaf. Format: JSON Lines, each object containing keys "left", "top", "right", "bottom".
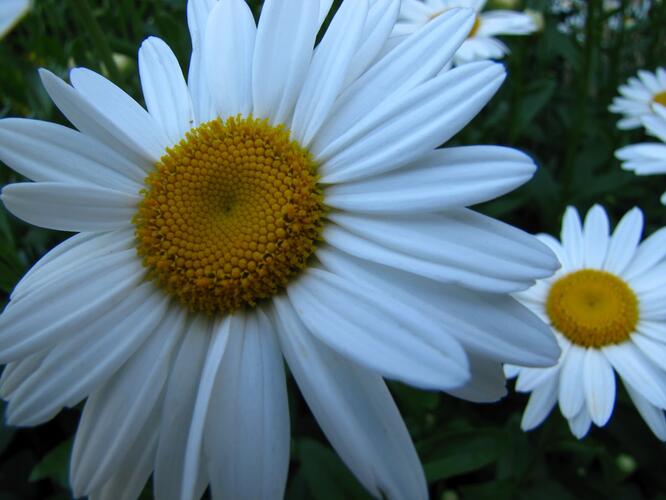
{"left": 29, "top": 440, "right": 72, "bottom": 489}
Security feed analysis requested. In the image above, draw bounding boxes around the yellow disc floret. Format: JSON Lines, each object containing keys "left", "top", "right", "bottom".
{"left": 546, "top": 269, "right": 639, "bottom": 348}
{"left": 134, "top": 115, "right": 324, "bottom": 314}
{"left": 653, "top": 90, "right": 666, "bottom": 107}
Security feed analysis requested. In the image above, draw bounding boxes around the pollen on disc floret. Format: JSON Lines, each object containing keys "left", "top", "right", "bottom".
{"left": 546, "top": 269, "right": 639, "bottom": 348}
{"left": 134, "top": 115, "right": 324, "bottom": 314}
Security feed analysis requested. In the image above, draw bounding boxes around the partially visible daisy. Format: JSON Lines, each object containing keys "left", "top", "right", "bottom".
{"left": 0, "top": 1, "right": 560, "bottom": 499}
{"left": 0, "top": 0, "right": 30, "bottom": 38}
{"left": 616, "top": 106, "right": 666, "bottom": 204}
{"left": 394, "top": 0, "right": 538, "bottom": 65}
{"left": 507, "top": 205, "right": 666, "bottom": 440}
{"left": 609, "top": 67, "right": 666, "bottom": 130}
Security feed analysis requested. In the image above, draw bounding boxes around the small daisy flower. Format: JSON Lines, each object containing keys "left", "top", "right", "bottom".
{"left": 507, "top": 205, "right": 666, "bottom": 440}
{"left": 0, "top": 0, "right": 559, "bottom": 498}
{"left": 616, "top": 106, "right": 666, "bottom": 204}
{"left": 609, "top": 67, "right": 666, "bottom": 130}
{"left": 0, "top": 0, "right": 30, "bottom": 38}
{"left": 394, "top": 0, "right": 538, "bottom": 65}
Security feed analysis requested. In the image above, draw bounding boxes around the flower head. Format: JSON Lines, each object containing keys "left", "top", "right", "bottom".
{"left": 0, "top": 0, "right": 560, "bottom": 498}
{"left": 394, "top": 0, "right": 538, "bottom": 65}
{"left": 609, "top": 67, "right": 666, "bottom": 130}
{"left": 507, "top": 205, "right": 666, "bottom": 440}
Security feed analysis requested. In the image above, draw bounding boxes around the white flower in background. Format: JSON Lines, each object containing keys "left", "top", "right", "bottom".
{"left": 507, "top": 205, "right": 666, "bottom": 440}
{"left": 616, "top": 106, "right": 666, "bottom": 204}
{"left": 0, "top": 0, "right": 560, "bottom": 498}
{"left": 0, "top": 0, "right": 30, "bottom": 38}
{"left": 394, "top": 0, "right": 538, "bottom": 65}
{"left": 609, "top": 67, "right": 666, "bottom": 130}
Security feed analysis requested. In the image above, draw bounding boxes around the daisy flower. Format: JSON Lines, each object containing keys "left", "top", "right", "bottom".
{"left": 616, "top": 106, "right": 666, "bottom": 204}
{"left": 507, "top": 205, "right": 666, "bottom": 440}
{"left": 609, "top": 67, "right": 666, "bottom": 130}
{"left": 0, "top": 0, "right": 30, "bottom": 38}
{"left": 0, "top": 0, "right": 560, "bottom": 498}
{"left": 394, "top": 0, "right": 538, "bottom": 65}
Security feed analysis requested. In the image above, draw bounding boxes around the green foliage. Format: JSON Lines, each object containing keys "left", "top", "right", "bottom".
{"left": 0, "top": 0, "right": 666, "bottom": 499}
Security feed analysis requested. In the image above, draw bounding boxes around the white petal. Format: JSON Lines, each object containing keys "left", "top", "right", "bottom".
{"left": 477, "top": 11, "right": 536, "bottom": 37}
{"left": 582, "top": 204, "right": 609, "bottom": 269}
{"left": 603, "top": 207, "right": 643, "bottom": 275}
{"left": 316, "top": 245, "right": 560, "bottom": 367}
{"left": 582, "top": 348, "right": 616, "bottom": 426}
{"left": 69, "top": 68, "right": 169, "bottom": 161}
{"left": 558, "top": 345, "right": 586, "bottom": 418}
{"left": 290, "top": 0, "right": 368, "bottom": 146}
{"left": 312, "top": 9, "right": 475, "bottom": 154}
{"left": 205, "top": 0, "right": 256, "bottom": 118}
{"left": 561, "top": 206, "right": 584, "bottom": 269}
{"left": 622, "top": 227, "right": 666, "bottom": 281}
{"left": 139, "top": 37, "right": 195, "bottom": 144}
{"left": 603, "top": 341, "right": 666, "bottom": 408}
{"left": 5, "top": 282, "right": 169, "bottom": 426}
{"left": 326, "top": 208, "right": 558, "bottom": 293}
{"left": 2, "top": 182, "right": 138, "bottom": 232}
{"left": 273, "top": 296, "right": 428, "bottom": 500}
{"left": 0, "top": 0, "right": 29, "bottom": 38}
{"left": 181, "top": 315, "right": 232, "bottom": 500}
{"left": 568, "top": 406, "right": 592, "bottom": 439}
{"left": 39, "top": 69, "right": 153, "bottom": 169}
{"left": 203, "top": 309, "right": 290, "bottom": 500}
{"left": 515, "top": 364, "right": 562, "bottom": 393}
{"left": 445, "top": 352, "right": 507, "bottom": 403}
{"left": 631, "top": 333, "right": 666, "bottom": 372}
{"left": 252, "top": 0, "right": 319, "bottom": 124}
{"left": 318, "top": 0, "right": 333, "bottom": 26}
{"left": 324, "top": 146, "right": 535, "bottom": 213}
{"left": 0, "top": 118, "right": 144, "bottom": 190}
{"left": 287, "top": 267, "right": 470, "bottom": 390}
{"left": 623, "top": 380, "right": 666, "bottom": 441}
{"left": 318, "top": 62, "right": 506, "bottom": 184}
{"left": 0, "top": 351, "right": 46, "bottom": 399}
{"left": 70, "top": 305, "right": 186, "bottom": 496}
{"left": 0, "top": 249, "right": 145, "bottom": 363}
{"left": 187, "top": 0, "right": 216, "bottom": 124}
{"left": 153, "top": 315, "right": 212, "bottom": 500}
{"left": 520, "top": 370, "right": 558, "bottom": 431}
{"left": 536, "top": 233, "right": 569, "bottom": 271}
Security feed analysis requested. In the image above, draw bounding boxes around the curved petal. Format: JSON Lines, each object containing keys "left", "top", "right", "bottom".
{"left": 139, "top": 37, "right": 195, "bottom": 144}
{"left": 582, "top": 348, "right": 616, "bottom": 426}
{"left": 623, "top": 227, "right": 666, "bottom": 281}
{"left": 603, "top": 207, "right": 643, "bottom": 275}
{"left": 560, "top": 206, "right": 583, "bottom": 269}
{"left": 324, "top": 146, "right": 535, "bottom": 213}
{"left": 558, "top": 345, "right": 586, "bottom": 419}
{"left": 203, "top": 309, "right": 290, "bottom": 500}
{"left": 287, "top": 267, "right": 469, "bottom": 390}
{"left": 187, "top": 0, "right": 216, "bottom": 123}
{"left": 326, "top": 208, "right": 558, "bottom": 293}
{"left": 2, "top": 182, "right": 138, "bottom": 232}
{"left": 318, "top": 62, "right": 506, "bottom": 184}
{"left": 290, "top": 0, "right": 368, "bottom": 146}
{"left": 445, "top": 352, "right": 507, "bottom": 403}
{"left": 582, "top": 204, "right": 609, "bottom": 269}
{"left": 204, "top": 0, "right": 256, "bottom": 118}
{"left": 0, "top": 118, "right": 144, "bottom": 190}
{"left": 623, "top": 380, "right": 666, "bottom": 440}
{"left": 252, "top": 0, "right": 319, "bottom": 124}
{"left": 520, "top": 370, "right": 558, "bottom": 431}
{"left": 70, "top": 305, "right": 186, "bottom": 496}
{"left": 568, "top": 406, "right": 592, "bottom": 439}
{"left": 273, "top": 296, "right": 428, "bottom": 500}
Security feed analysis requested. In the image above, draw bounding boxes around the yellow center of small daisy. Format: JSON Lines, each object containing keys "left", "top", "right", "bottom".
{"left": 546, "top": 269, "right": 639, "bottom": 348}
{"left": 653, "top": 91, "right": 666, "bottom": 107}
{"left": 134, "top": 116, "right": 324, "bottom": 314}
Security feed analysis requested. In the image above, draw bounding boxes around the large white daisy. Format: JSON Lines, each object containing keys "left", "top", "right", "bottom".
{"left": 0, "top": 0, "right": 30, "bottom": 38}
{"left": 609, "top": 67, "right": 666, "bottom": 130}
{"left": 0, "top": 0, "right": 560, "bottom": 499}
{"left": 394, "top": 0, "right": 538, "bottom": 65}
{"left": 507, "top": 205, "right": 666, "bottom": 440}
{"left": 616, "top": 105, "right": 666, "bottom": 204}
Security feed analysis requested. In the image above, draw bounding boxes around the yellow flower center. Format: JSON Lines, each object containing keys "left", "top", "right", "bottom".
{"left": 546, "top": 269, "right": 639, "bottom": 348}
{"left": 134, "top": 116, "right": 324, "bottom": 314}
{"left": 653, "top": 90, "right": 666, "bottom": 107}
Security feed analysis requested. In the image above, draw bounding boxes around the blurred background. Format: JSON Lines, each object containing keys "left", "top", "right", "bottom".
{"left": 0, "top": 0, "right": 665, "bottom": 498}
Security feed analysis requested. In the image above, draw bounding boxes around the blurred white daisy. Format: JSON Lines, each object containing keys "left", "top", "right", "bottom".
{"left": 0, "top": 0, "right": 560, "bottom": 498}
{"left": 507, "top": 205, "right": 666, "bottom": 440}
{"left": 0, "top": 0, "right": 30, "bottom": 38}
{"left": 609, "top": 67, "right": 666, "bottom": 130}
{"left": 394, "top": 0, "right": 538, "bottom": 65}
{"left": 616, "top": 106, "right": 666, "bottom": 204}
